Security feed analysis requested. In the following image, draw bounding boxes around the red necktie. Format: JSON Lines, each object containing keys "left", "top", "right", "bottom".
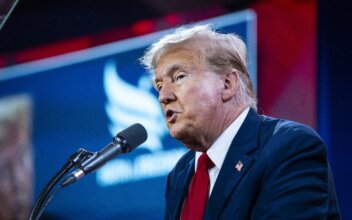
{"left": 181, "top": 153, "right": 215, "bottom": 220}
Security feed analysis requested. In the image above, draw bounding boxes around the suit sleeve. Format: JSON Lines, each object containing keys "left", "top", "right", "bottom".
{"left": 250, "top": 124, "right": 336, "bottom": 219}
{"left": 164, "top": 172, "right": 172, "bottom": 220}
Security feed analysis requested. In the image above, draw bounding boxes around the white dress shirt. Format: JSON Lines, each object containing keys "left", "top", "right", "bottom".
{"left": 195, "top": 107, "right": 250, "bottom": 196}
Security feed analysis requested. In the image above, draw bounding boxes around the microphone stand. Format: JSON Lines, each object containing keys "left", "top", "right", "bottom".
{"left": 29, "top": 148, "right": 93, "bottom": 220}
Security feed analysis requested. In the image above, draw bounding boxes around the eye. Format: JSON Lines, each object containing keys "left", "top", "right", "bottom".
{"left": 155, "top": 82, "right": 162, "bottom": 91}
{"left": 174, "top": 72, "right": 187, "bottom": 82}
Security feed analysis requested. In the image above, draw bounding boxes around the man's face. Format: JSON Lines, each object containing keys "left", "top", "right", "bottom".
{"left": 154, "top": 48, "right": 226, "bottom": 150}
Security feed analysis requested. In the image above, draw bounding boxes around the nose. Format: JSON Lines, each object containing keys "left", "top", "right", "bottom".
{"left": 158, "top": 83, "right": 176, "bottom": 104}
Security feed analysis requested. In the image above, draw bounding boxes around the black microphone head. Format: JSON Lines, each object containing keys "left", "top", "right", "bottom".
{"left": 117, "top": 123, "right": 148, "bottom": 150}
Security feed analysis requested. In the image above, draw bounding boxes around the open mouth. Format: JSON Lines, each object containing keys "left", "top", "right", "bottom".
{"left": 165, "top": 109, "right": 176, "bottom": 122}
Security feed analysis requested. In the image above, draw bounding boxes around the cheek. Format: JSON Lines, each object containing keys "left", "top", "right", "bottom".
{"left": 184, "top": 83, "right": 221, "bottom": 114}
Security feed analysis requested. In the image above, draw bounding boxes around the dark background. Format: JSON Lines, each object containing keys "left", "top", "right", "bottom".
{"left": 0, "top": 0, "right": 351, "bottom": 219}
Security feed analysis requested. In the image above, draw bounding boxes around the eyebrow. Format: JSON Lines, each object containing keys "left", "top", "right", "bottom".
{"left": 154, "top": 64, "right": 184, "bottom": 83}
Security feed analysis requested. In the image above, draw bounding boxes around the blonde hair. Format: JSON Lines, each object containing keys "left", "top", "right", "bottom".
{"left": 140, "top": 24, "right": 257, "bottom": 110}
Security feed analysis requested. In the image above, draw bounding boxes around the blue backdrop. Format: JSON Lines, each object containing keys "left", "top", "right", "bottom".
{"left": 0, "top": 10, "right": 256, "bottom": 219}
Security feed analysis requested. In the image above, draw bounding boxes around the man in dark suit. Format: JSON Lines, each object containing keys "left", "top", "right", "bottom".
{"left": 140, "top": 24, "right": 340, "bottom": 220}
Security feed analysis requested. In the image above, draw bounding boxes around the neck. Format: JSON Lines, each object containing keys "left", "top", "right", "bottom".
{"left": 185, "top": 104, "right": 248, "bottom": 152}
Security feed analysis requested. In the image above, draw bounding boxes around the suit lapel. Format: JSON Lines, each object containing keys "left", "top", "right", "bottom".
{"left": 204, "top": 109, "right": 262, "bottom": 220}
{"left": 172, "top": 155, "right": 195, "bottom": 220}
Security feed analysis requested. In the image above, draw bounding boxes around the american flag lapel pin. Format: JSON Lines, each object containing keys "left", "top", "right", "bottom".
{"left": 235, "top": 160, "right": 243, "bottom": 172}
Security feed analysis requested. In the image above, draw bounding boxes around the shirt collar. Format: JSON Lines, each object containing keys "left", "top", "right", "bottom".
{"left": 195, "top": 107, "right": 250, "bottom": 170}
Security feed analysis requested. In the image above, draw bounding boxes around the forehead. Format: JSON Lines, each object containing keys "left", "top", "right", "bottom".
{"left": 155, "top": 47, "right": 203, "bottom": 76}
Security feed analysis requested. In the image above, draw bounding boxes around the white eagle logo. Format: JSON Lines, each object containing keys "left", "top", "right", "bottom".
{"left": 103, "top": 60, "right": 168, "bottom": 152}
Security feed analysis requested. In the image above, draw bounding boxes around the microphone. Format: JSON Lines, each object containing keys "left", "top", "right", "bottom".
{"left": 61, "top": 123, "right": 147, "bottom": 187}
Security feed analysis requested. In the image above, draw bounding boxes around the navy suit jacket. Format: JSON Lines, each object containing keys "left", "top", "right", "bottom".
{"left": 165, "top": 109, "right": 340, "bottom": 220}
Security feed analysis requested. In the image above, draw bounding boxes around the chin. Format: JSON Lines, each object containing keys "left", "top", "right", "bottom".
{"left": 169, "top": 124, "right": 202, "bottom": 150}
{"left": 169, "top": 127, "right": 184, "bottom": 140}
{"left": 168, "top": 123, "right": 188, "bottom": 141}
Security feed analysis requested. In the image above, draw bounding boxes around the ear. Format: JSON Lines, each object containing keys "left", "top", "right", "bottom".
{"left": 221, "top": 69, "right": 239, "bottom": 102}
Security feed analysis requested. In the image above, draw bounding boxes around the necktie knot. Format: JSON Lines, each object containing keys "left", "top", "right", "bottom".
{"left": 198, "top": 153, "right": 214, "bottom": 171}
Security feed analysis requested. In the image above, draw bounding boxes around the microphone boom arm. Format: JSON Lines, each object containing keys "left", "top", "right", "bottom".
{"left": 29, "top": 148, "right": 93, "bottom": 220}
